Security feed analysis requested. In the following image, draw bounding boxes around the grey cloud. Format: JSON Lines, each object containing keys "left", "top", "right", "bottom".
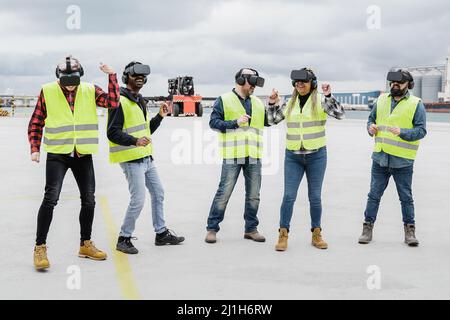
{"left": 1, "top": 0, "right": 218, "bottom": 35}
{"left": 0, "top": 0, "right": 449, "bottom": 95}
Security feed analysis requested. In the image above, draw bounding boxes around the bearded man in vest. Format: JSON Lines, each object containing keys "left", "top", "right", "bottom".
{"left": 107, "top": 61, "right": 184, "bottom": 254}
{"left": 359, "top": 69, "right": 427, "bottom": 246}
{"left": 28, "top": 56, "right": 119, "bottom": 270}
{"left": 205, "top": 68, "right": 270, "bottom": 244}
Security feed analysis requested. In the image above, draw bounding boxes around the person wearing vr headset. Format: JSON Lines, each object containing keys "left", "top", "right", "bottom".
{"left": 266, "top": 68, "right": 345, "bottom": 251}
{"left": 28, "top": 55, "right": 119, "bottom": 270}
{"left": 205, "top": 68, "right": 269, "bottom": 244}
{"left": 359, "top": 69, "right": 426, "bottom": 247}
{"left": 107, "top": 61, "right": 184, "bottom": 254}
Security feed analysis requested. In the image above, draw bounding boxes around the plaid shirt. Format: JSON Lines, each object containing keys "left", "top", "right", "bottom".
{"left": 28, "top": 74, "right": 120, "bottom": 153}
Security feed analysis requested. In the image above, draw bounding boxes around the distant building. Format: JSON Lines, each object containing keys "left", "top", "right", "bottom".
{"left": 332, "top": 91, "right": 382, "bottom": 108}
{"left": 276, "top": 91, "right": 382, "bottom": 110}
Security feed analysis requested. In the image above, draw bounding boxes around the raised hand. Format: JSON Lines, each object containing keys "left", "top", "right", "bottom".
{"left": 322, "top": 83, "right": 331, "bottom": 96}
{"left": 99, "top": 63, "right": 115, "bottom": 75}
{"left": 268, "top": 88, "right": 280, "bottom": 105}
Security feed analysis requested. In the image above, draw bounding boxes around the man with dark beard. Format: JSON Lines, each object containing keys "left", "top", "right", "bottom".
{"left": 358, "top": 69, "right": 426, "bottom": 247}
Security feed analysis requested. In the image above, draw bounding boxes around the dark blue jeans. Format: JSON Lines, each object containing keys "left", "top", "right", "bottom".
{"left": 280, "top": 147, "right": 327, "bottom": 230}
{"left": 364, "top": 161, "right": 415, "bottom": 224}
{"left": 207, "top": 159, "right": 262, "bottom": 233}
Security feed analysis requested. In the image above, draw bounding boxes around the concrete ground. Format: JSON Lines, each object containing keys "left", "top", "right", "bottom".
{"left": 1, "top": 112, "right": 450, "bottom": 300}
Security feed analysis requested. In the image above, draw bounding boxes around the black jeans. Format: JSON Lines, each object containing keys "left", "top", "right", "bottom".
{"left": 36, "top": 153, "right": 96, "bottom": 245}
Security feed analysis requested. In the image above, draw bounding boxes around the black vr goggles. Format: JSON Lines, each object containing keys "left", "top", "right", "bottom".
{"left": 122, "top": 63, "right": 151, "bottom": 85}
{"left": 290, "top": 69, "right": 314, "bottom": 82}
{"left": 56, "top": 56, "right": 84, "bottom": 87}
{"left": 245, "top": 74, "right": 265, "bottom": 87}
{"left": 387, "top": 70, "right": 414, "bottom": 90}
{"left": 386, "top": 70, "right": 411, "bottom": 84}
{"left": 236, "top": 68, "right": 265, "bottom": 87}
{"left": 125, "top": 63, "right": 151, "bottom": 77}
{"left": 290, "top": 68, "right": 318, "bottom": 89}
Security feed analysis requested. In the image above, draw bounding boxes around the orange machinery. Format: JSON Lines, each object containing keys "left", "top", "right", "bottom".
{"left": 167, "top": 76, "right": 203, "bottom": 117}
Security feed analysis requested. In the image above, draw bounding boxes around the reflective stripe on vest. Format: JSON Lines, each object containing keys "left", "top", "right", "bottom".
{"left": 108, "top": 96, "right": 153, "bottom": 163}
{"left": 219, "top": 92, "right": 265, "bottom": 159}
{"left": 373, "top": 93, "right": 421, "bottom": 160}
{"left": 43, "top": 137, "right": 99, "bottom": 145}
{"left": 42, "top": 81, "right": 98, "bottom": 154}
{"left": 285, "top": 94, "right": 327, "bottom": 151}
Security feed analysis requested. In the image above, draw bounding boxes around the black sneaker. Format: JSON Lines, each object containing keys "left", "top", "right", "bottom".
{"left": 116, "top": 236, "right": 139, "bottom": 254}
{"left": 155, "top": 229, "right": 185, "bottom": 246}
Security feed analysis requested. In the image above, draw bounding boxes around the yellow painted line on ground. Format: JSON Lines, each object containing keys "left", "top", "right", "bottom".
{"left": 99, "top": 196, "right": 141, "bottom": 300}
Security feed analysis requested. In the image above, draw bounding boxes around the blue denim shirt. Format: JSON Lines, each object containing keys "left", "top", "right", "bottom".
{"left": 209, "top": 89, "right": 270, "bottom": 133}
{"left": 367, "top": 91, "right": 427, "bottom": 168}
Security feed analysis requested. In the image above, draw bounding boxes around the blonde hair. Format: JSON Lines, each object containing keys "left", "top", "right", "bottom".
{"left": 286, "top": 86, "right": 318, "bottom": 118}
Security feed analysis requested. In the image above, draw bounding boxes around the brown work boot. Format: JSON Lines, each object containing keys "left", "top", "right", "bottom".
{"left": 78, "top": 240, "right": 107, "bottom": 260}
{"left": 275, "top": 228, "right": 289, "bottom": 251}
{"left": 311, "top": 228, "right": 328, "bottom": 249}
{"left": 205, "top": 231, "right": 217, "bottom": 244}
{"left": 244, "top": 230, "right": 266, "bottom": 242}
{"left": 34, "top": 244, "right": 50, "bottom": 270}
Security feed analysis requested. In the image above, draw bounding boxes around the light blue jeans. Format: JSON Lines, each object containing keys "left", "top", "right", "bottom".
{"left": 119, "top": 157, "right": 166, "bottom": 236}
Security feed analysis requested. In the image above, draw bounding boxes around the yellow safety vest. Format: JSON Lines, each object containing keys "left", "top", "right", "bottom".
{"left": 374, "top": 93, "right": 421, "bottom": 160}
{"left": 42, "top": 81, "right": 98, "bottom": 154}
{"left": 109, "top": 96, "right": 152, "bottom": 163}
{"left": 285, "top": 94, "right": 327, "bottom": 150}
{"left": 219, "top": 92, "right": 265, "bottom": 159}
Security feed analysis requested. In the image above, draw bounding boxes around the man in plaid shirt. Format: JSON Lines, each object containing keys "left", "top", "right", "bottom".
{"left": 28, "top": 56, "right": 119, "bottom": 270}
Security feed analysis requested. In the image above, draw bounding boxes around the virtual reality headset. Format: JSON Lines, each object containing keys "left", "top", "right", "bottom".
{"left": 290, "top": 69, "right": 315, "bottom": 82}
{"left": 59, "top": 72, "right": 81, "bottom": 86}
{"left": 246, "top": 75, "right": 265, "bottom": 87}
{"left": 57, "top": 56, "right": 84, "bottom": 87}
{"left": 125, "top": 63, "right": 151, "bottom": 77}
{"left": 386, "top": 70, "right": 412, "bottom": 84}
{"left": 235, "top": 68, "right": 265, "bottom": 87}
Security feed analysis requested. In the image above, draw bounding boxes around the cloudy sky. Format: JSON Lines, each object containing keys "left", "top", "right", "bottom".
{"left": 0, "top": 0, "right": 449, "bottom": 97}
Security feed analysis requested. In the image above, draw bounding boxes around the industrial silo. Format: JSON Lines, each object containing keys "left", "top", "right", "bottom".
{"left": 411, "top": 73, "right": 422, "bottom": 98}
{"left": 421, "top": 72, "right": 442, "bottom": 103}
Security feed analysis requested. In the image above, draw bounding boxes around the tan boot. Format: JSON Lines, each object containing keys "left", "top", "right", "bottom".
{"left": 34, "top": 244, "right": 50, "bottom": 270}
{"left": 311, "top": 228, "right": 328, "bottom": 249}
{"left": 275, "top": 228, "right": 288, "bottom": 251}
{"left": 79, "top": 240, "right": 107, "bottom": 260}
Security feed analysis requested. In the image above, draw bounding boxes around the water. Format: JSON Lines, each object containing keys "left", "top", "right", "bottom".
{"left": 344, "top": 110, "right": 450, "bottom": 123}
{"left": 197, "top": 108, "right": 450, "bottom": 123}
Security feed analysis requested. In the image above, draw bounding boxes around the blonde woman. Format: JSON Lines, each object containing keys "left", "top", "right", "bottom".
{"left": 267, "top": 68, "right": 344, "bottom": 251}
